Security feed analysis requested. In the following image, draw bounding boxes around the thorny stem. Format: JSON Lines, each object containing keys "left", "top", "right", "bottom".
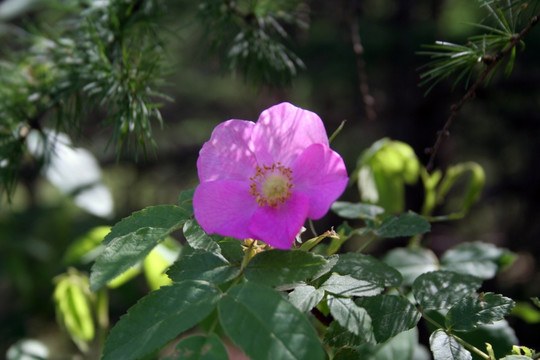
{"left": 425, "top": 12, "right": 540, "bottom": 172}
{"left": 350, "top": 3, "right": 376, "bottom": 121}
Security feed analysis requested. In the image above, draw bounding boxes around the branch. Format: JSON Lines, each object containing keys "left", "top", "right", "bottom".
{"left": 349, "top": 6, "right": 376, "bottom": 121}
{"left": 425, "top": 12, "right": 540, "bottom": 172}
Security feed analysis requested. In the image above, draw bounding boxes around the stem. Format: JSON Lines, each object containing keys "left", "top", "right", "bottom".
{"left": 240, "top": 240, "right": 255, "bottom": 272}
{"left": 425, "top": 12, "right": 540, "bottom": 172}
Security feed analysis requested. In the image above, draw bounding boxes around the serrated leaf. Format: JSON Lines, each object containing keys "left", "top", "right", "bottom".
{"left": 331, "top": 201, "right": 385, "bottom": 220}
{"left": 102, "top": 205, "right": 188, "bottom": 245}
{"left": 374, "top": 213, "right": 430, "bottom": 238}
{"left": 356, "top": 294, "right": 421, "bottom": 343}
{"left": 218, "top": 282, "right": 325, "bottom": 360}
{"left": 244, "top": 249, "right": 328, "bottom": 287}
{"left": 167, "top": 247, "right": 240, "bottom": 285}
{"left": 324, "top": 321, "right": 366, "bottom": 348}
{"left": 429, "top": 329, "right": 472, "bottom": 360}
{"left": 218, "top": 238, "right": 244, "bottom": 264}
{"left": 441, "top": 242, "right": 513, "bottom": 280}
{"left": 163, "top": 334, "right": 228, "bottom": 360}
{"left": 383, "top": 247, "right": 439, "bottom": 285}
{"left": 333, "top": 253, "right": 402, "bottom": 287}
{"left": 327, "top": 295, "right": 374, "bottom": 342}
{"left": 90, "top": 205, "right": 189, "bottom": 291}
{"left": 184, "top": 219, "right": 221, "bottom": 255}
{"left": 445, "top": 293, "right": 515, "bottom": 331}
{"left": 288, "top": 284, "right": 325, "bottom": 313}
{"left": 321, "top": 274, "right": 384, "bottom": 297}
{"left": 102, "top": 281, "right": 221, "bottom": 360}
{"left": 413, "top": 271, "right": 483, "bottom": 311}
{"left": 312, "top": 254, "right": 339, "bottom": 280}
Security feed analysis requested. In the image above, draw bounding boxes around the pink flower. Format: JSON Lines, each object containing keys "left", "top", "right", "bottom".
{"left": 193, "top": 102, "right": 349, "bottom": 249}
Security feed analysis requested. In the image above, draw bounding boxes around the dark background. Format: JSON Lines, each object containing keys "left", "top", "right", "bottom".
{"left": 1, "top": 0, "right": 539, "bottom": 356}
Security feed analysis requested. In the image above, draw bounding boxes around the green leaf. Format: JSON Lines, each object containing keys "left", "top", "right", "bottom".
{"left": 445, "top": 293, "right": 515, "bottom": 331}
{"left": 288, "top": 284, "right": 325, "bottom": 313}
{"left": 356, "top": 295, "right": 421, "bottom": 343}
{"left": 218, "top": 238, "right": 245, "bottom": 264}
{"left": 500, "top": 356, "right": 533, "bottom": 360}
{"left": 184, "top": 219, "right": 222, "bottom": 255}
{"left": 441, "top": 241, "right": 514, "bottom": 280}
{"left": 374, "top": 213, "right": 430, "bottom": 238}
{"left": 312, "top": 254, "right": 339, "bottom": 280}
{"left": 244, "top": 249, "right": 328, "bottom": 287}
{"left": 321, "top": 274, "right": 384, "bottom": 297}
{"left": 383, "top": 247, "right": 439, "bottom": 285}
{"left": 459, "top": 320, "right": 518, "bottom": 359}
{"left": 163, "top": 334, "right": 228, "bottom": 360}
{"left": 324, "top": 321, "right": 366, "bottom": 348}
{"left": 178, "top": 188, "right": 195, "bottom": 215}
{"left": 102, "top": 280, "right": 221, "bottom": 360}
{"left": 327, "top": 295, "right": 374, "bottom": 342}
{"left": 371, "top": 328, "right": 430, "bottom": 360}
{"left": 167, "top": 246, "right": 240, "bottom": 285}
{"left": 429, "top": 329, "right": 472, "bottom": 360}
{"left": 218, "top": 282, "right": 325, "bottom": 360}
{"left": 331, "top": 201, "right": 385, "bottom": 220}
{"left": 333, "top": 253, "right": 402, "bottom": 287}
{"left": 90, "top": 205, "right": 189, "bottom": 291}
{"left": 412, "top": 271, "right": 482, "bottom": 311}
{"left": 333, "top": 348, "right": 363, "bottom": 360}
{"left": 102, "top": 205, "right": 188, "bottom": 245}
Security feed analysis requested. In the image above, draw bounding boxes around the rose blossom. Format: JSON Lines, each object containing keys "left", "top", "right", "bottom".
{"left": 193, "top": 102, "right": 348, "bottom": 249}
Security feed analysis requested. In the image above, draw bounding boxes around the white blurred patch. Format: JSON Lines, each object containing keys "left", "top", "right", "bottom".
{"left": 26, "top": 129, "right": 114, "bottom": 219}
{"left": 6, "top": 339, "right": 49, "bottom": 360}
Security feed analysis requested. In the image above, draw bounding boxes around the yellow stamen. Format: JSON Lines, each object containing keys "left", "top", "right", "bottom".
{"left": 249, "top": 162, "right": 293, "bottom": 207}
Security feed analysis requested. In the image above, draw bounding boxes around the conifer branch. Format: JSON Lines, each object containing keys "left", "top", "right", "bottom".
{"left": 426, "top": 12, "right": 540, "bottom": 172}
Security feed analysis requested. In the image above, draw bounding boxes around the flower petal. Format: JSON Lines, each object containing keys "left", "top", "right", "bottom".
{"left": 252, "top": 103, "right": 329, "bottom": 166}
{"left": 248, "top": 192, "right": 310, "bottom": 249}
{"left": 193, "top": 180, "right": 257, "bottom": 240}
{"left": 197, "top": 120, "right": 257, "bottom": 182}
{"left": 291, "top": 143, "right": 349, "bottom": 219}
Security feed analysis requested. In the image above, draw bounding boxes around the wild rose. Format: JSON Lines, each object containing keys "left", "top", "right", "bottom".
{"left": 193, "top": 102, "right": 349, "bottom": 249}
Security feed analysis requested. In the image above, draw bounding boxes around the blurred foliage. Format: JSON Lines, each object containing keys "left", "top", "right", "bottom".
{"left": 0, "top": 0, "right": 539, "bottom": 357}
{"left": 197, "top": 0, "right": 308, "bottom": 87}
{"left": 0, "top": 0, "right": 170, "bottom": 200}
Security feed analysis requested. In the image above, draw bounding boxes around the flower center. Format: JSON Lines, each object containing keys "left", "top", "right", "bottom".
{"left": 249, "top": 163, "right": 293, "bottom": 207}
